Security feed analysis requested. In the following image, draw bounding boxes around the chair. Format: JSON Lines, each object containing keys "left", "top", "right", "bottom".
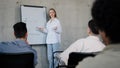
{"left": 0, "top": 52, "right": 34, "bottom": 68}
{"left": 57, "top": 52, "right": 99, "bottom": 68}
{"left": 67, "top": 52, "right": 98, "bottom": 68}
{"left": 53, "top": 51, "right": 63, "bottom": 68}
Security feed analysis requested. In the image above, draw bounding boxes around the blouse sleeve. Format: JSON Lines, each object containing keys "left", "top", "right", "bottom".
{"left": 55, "top": 20, "right": 62, "bottom": 34}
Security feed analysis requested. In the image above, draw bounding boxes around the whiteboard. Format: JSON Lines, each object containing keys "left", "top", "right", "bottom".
{"left": 21, "top": 5, "right": 47, "bottom": 44}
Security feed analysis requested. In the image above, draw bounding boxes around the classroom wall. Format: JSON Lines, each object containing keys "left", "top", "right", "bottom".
{"left": 0, "top": 0, "right": 94, "bottom": 68}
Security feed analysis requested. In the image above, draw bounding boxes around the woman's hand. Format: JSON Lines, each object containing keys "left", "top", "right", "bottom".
{"left": 37, "top": 26, "right": 44, "bottom": 31}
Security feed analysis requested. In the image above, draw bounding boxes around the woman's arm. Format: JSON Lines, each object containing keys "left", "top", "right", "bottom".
{"left": 37, "top": 26, "right": 48, "bottom": 33}
{"left": 54, "top": 20, "right": 62, "bottom": 34}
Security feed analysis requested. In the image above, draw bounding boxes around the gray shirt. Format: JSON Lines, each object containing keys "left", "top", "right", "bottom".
{"left": 0, "top": 39, "right": 37, "bottom": 65}
{"left": 76, "top": 43, "right": 120, "bottom": 68}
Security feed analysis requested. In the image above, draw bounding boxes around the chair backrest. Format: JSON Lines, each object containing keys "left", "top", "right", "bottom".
{"left": 0, "top": 52, "right": 34, "bottom": 68}
{"left": 68, "top": 52, "right": 98, "bottom": 68}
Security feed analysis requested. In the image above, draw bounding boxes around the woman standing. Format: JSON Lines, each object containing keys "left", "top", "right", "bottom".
{"left": 38, "top": 8, "right": 62, "bottom": 68}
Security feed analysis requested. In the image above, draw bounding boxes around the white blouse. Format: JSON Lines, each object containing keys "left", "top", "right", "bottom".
{"left": 43, "top": 18, "right": 62, "bottom": 44}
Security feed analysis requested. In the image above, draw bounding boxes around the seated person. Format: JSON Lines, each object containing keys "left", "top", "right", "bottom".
{"left": 76, "top": 0, "right": 120, "bottom": 68}
{"left": 0, "top": 22, "right": 38, "bottom": 65}
{"left": 59, "top": 19, "right": 106, "bottom": 65}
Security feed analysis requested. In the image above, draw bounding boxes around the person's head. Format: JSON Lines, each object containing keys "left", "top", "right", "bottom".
{"left": 13, "top": 22, "right": 27, "bottom": 39}
{"left": 87, "top": 19, "right": 99, "bottom": 35}
{"left": 48, "top": 8, "right": 57, "bottom": 18}
{"left": 92, "top": 0, "right": 120, "bottom": 45}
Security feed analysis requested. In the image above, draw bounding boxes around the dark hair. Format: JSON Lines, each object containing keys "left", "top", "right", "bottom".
{"left": 13, "top": 22, "right": 27, "bottom": 38}
{"left": 49, "top": 8, "right": 57, "bottom": 18}
{"left": 88, "top": 19, "right": 99, "bottom": 35}
{"left": 92, "top": 0, "right": 120, "bottom": 43}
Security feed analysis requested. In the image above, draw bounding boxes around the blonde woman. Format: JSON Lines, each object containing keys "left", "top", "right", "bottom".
{"left": 38, "top": 8, "right": 62, "bottom": 68}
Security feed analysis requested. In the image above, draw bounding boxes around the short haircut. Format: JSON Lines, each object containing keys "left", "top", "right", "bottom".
{"left": 13, "top": 22, "right": 27, "bottom": 38}
{"left": 88, "top": 19, "right": 99, "bottom": 35}
{"left": 92, "top": 0, "right": 120, "bottom": 43}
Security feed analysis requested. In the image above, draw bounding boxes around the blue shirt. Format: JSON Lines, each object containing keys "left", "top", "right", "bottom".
{"left": 0, "top": 39, "right": 37, "bottom": 65}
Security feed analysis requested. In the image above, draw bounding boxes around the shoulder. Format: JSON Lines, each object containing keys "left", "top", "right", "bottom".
{"left": 0, "top": 42, "right": 11, "bottom": 46}
{"left": 76, "top": 52, "right": 120, "bottom": 68}
{"left": 76, "top": 54, "right": 102, "bottom": 68}
{"left": 78, "top": 38, "right": 85, "bottom": 41}
{"left": 0, "top": 42, "right": 12, "bottom": 51}
{"left": 54, "top": 18, "right": 59, "bottom": 21}
{"left": 71, "top": 38, "right": 85, "bottom": 46}
{"left": 76, "top": 38, "right": 85, "bottom": 43}
{"left": 54, "top": 18, "right": 60, "bottom": 23}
